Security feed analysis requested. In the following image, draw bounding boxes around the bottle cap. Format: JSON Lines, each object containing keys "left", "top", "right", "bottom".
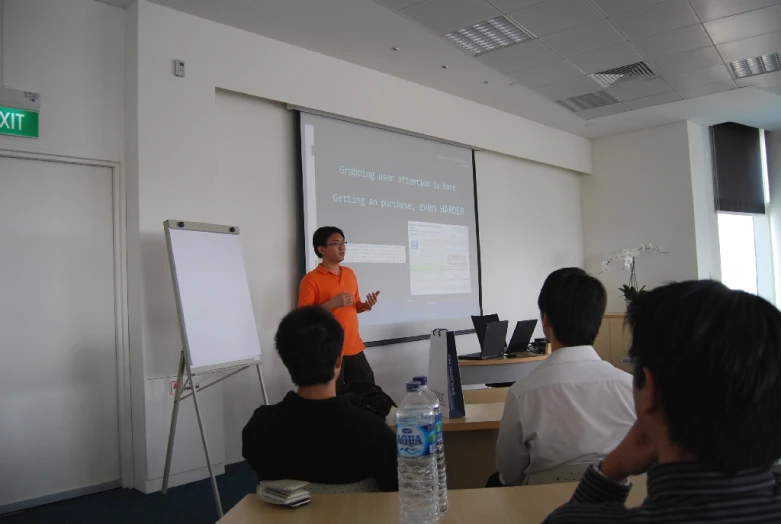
{"left": 406, "top": 381, "right": 421, "bottom": 393}
{"left": 412, "top": 375, "right": 428, "bottom": 386}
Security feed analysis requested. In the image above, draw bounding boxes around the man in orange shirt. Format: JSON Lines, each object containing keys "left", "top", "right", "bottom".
{"left": 298, "top": 226, "right": 380, "bottom": 386}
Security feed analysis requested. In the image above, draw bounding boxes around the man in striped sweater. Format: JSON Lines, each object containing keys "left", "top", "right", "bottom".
{"left": 545, "top": 280, "right": 781, "bottom": 523}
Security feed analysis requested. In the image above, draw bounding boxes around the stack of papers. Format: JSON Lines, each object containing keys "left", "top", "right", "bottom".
{"left": 257, "top": 479, "right": 311, "bottom": 508}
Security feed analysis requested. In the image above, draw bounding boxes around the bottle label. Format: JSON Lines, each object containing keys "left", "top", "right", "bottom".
{"left": 397, "top": 422, "right": 436, "bottom": 457}
{"left": 435, "top": 413, "right": 443, "bottom": 443}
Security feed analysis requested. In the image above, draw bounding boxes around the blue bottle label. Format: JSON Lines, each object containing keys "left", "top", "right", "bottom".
{"left": 435, "top": 412, "right": 443, "bottom": 444}
{"left": 397, "top": 422, "right": 436, "bottom": 457}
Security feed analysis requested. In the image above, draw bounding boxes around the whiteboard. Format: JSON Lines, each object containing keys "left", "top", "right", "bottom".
{"left": 165, "top": 221, "right": 262, "bottom": 371}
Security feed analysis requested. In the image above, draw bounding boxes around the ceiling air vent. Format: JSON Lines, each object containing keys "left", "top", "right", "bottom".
{"left": 729, "top": 53, "right": 781, "bottom": 78}
{"left": 556, "top": 91, "right": 620, "bottom": 113}
{"left": 589, "top": 62, "right": 657, "bottom": 89}
{"left": 444, "top": 16, "right": 535, "bottom": 57}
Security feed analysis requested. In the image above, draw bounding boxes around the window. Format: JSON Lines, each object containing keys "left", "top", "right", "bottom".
{"left": 716, "top": 129, "right": 774, "bottom": 301}
{"left": 718, "top": 214, "right": 758, "bottom": 294}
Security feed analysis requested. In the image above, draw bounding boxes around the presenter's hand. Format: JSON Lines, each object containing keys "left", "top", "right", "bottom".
{"left": 326, "top": 292, "right": 354, "bottom": 310}
{"left": 365, "top": 290, "right": 381, "bottom": 310}
{"left": 600, "top": 422, "right": 657, "bottom": 482}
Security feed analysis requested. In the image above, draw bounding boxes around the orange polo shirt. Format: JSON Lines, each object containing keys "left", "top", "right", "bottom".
{"left": 298, "top": 264, "right": 367, "bottom": 356}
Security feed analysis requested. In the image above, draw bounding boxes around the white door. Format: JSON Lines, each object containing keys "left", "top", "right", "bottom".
{"left": 0, "top": 156, "right": 120, "bottom": 510}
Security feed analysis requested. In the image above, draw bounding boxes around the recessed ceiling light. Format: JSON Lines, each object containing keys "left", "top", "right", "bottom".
{"left": 556, "top": 91, "right": 620, "bottom": 113}
{"left": 444, "top": 16, "right": 535, "bottom": 57}
{"left": 392, "top": 46, "right": 400, "bottom": 51}
{"left": 729, "top": 53, "right": 780, "bottom": 78}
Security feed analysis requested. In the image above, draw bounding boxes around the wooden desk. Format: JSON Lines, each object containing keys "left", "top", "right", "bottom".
{"left": 387, "top": 403, "right": 504, "bottom": 489}
{"left": 220, "top": 476, "right": 648, "bottom": 524}
{"left": 387, "top": 402, "right": 504, "bottom": 432}
{"left": 457, "top": 349, "right": 550, "bottom": 385}
{"left": 463, "top": 386, "right": 509, "bottom": 404}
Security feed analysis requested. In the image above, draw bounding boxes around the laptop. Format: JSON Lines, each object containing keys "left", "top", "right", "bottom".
{"left": 470, "top": 314, "right": 500, "bottom": 348}
{"left": 506, "top": 319, "right": 538, "bottom": 354}
{"left": 459, "top": 320, "right": 509, "bottom": 360}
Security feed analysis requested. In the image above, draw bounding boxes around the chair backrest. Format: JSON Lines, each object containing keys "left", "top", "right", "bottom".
{"left": 524, "top": 463, "right": 594, "bottom": 486}
{"left": 305, "top": 478, "right": 380, "bottom": 494}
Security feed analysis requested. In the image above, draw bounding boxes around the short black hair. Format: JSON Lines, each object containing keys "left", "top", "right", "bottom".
{"left": 537, "top": 267, "right": 607, "bottom": 347}
{"left": 275, "top": 306, "right": 344, "bottom": 387}
{"left": 627, "top": 280, "right": 781, "bottom": 473}
{"left": 312, "top": 226, "right": 344, "bottom": 259}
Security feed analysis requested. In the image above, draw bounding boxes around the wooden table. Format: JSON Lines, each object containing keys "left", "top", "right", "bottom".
{"left": 458, "top": 353, "right": 548, "bottom": 385}
{"left": 219, "top": 476, "right": 648, "bottom": 524}
{"left": 387, "top": 403, "right": 504, "bottom": 489}
{"left": 462, "top": 386, "right": 509, "bottom": 404}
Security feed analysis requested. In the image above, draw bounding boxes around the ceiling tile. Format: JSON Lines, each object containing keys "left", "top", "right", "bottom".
{"left": 488, "top": 0, "right": 546, "bottom": 13}
{"left": 577, "top": 103, "right": 629, "bottom": 119}
{"left": 689, "top": 0, "right": 781, "bottom": 22}
{"left": 677, "top": 80, "right": 737, "bottom": 99}
{"left": 632, "top": 24, "right": 712, "bottom": 60}
{"left": 667, "top": 65, "right": 733, "bottom": 90}
{"left": 624, "top": 91, "right": 682, "bottom": 109}
{"left": 649, "top": 46, "right": 724, "bottom": 76}
{"left": 376, "top": 0, "right": 424, "bottom": 10}
{"left": 705, "top": 4, "right": 781, "bottom": 44}
{"left": 400, "top": 0, "right": 501, "bottom": 34}
{"left": 591, "top": 0, "right": 669, "bottom": 17}
{"left": 478, "top": 40, "right": 558, "bottom": 72}
{"left": 567, "top": 42, "right": 644, "bottom": 73}
{"left": 717, "top": 31, "right": 781, "bottom": 63}
{"left": 607, "top": 77, "right": 673, "bottom": 100}
{"left": 536, "top": 76, "right": 603, "bottom": 100}
{"left": 610, "top": 0, "right": 699, "bottom": 40}
{"left": 736, "top": 70, "right": 781, "bottom": 88}
{"left": 540, "top": 20, "right": 625, "bottom": 58}
{"left": 511, "top": 60, "right": 586, "bottom": 87}
{"left": 509, "top": 0, "right": 604, "bottom": 37}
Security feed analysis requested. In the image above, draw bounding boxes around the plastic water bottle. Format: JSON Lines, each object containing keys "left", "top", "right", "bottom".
{"left": 397, "top": 381, "right": 439, "bottom": 524}
{"left": 413, "top": 376, "right": 448, "bottom": 514}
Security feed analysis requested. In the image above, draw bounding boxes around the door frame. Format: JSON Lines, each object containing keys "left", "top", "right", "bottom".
{"left": 0, "top": 148, "right": 133, "bottom": 488}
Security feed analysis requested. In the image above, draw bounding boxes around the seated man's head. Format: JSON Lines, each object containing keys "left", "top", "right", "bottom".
{"left": 276, "top": 306, "right": 344, "bottom": 388}
{"left": 537, "top": 267, "right": 607, "bottom": 349}
{"left": 628, "top": 280, "right": 781, "bottom": 472}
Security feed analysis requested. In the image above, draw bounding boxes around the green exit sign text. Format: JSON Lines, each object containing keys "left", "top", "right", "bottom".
{"left": 0, "top": 106, "right": 39, "bottom": 138}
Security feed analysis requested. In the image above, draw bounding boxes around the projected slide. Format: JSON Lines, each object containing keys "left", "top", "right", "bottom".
{"left": 299, "top": 112, "right": 481, "bottom": 343}
{"left": 408, "top": 221, "right": 471, "bottom": 296}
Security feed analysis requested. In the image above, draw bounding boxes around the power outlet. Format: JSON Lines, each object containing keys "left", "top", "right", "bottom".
{"left": 173, "top": 59, "right": 186, "bottom": 78}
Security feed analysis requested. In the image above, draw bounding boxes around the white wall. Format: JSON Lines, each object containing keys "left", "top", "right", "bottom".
{"left": 767, "top": 131, "right": 781, "bottom": 306}
{"left": 687, "top": 122, "right": 721, "bottom": 281}
{"left": 129, "top": 0, "right": 590, "bottom": 482}
{"left": 0, "top": 0, "right": 124, "bottom": 161}
{"left": 582, "top": 121, "right": 703, "bottom": 312}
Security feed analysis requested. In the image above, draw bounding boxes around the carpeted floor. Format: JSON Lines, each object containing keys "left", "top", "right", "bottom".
{"left": 0, "top": 462, "right": 257, "bottom": 524}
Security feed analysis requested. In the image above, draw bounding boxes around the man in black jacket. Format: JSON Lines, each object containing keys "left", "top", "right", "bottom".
{"left": 546, "top": 280, "right": 781, "bottom": 523}
{"left": 242, "top": 306, "right": 397, "bottom": 491}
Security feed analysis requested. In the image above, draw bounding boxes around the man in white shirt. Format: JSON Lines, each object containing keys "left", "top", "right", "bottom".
{"left": 494, "top": 268, "right": 635, "bottom": 486}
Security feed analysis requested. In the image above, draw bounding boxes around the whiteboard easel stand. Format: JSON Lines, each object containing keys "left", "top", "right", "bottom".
{"left": 159, "top": 220, "right": 269, "bottom": 520}
{"left": 161, "top": 352, "right": 268, "bottom": 518}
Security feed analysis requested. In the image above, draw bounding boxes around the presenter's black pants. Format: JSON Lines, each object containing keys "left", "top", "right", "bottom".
{"left": 337, "top": 351, "right": 375, "bottom": 388}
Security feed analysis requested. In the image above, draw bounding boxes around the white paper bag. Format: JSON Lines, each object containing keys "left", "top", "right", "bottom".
{"left": 427, "top": 329, "right": 465, "bottom": 419}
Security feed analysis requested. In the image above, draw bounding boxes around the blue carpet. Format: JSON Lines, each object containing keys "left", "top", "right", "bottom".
{"left": 0, "top": 462, "right": 257, "bottom": 524}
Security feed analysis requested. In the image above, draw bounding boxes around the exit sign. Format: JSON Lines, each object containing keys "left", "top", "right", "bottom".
{"left": 0, "top": 105, "right": 38, "bottom": 138}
